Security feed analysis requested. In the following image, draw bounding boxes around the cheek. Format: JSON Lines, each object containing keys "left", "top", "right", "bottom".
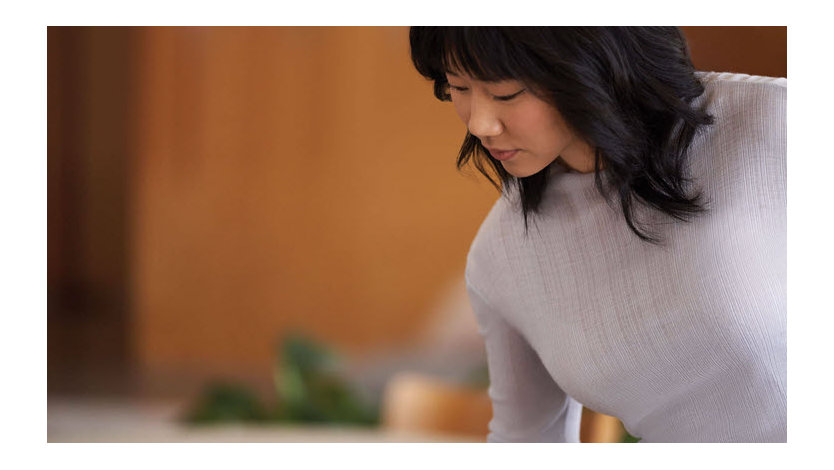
{"left": 451, "top": 98, "right": 469, "bottom": 125}
{"left": 521, "top": 106, "right": 574, "bottom": 148}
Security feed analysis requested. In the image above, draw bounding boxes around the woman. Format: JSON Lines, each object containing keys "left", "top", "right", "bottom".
{"left": 409, "top": 27, "right": 786, "bottom": 443}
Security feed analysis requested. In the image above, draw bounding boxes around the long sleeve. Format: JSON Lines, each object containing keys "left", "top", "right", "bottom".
{"left": 466, "top": 282, "right": 583, "bottom": 443}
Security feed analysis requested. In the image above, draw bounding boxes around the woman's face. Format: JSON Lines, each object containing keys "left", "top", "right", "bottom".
{"left": 445, "top": 71, "right": 595, "bottom": 176}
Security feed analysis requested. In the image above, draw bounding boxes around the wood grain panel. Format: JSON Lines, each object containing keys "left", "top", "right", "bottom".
{"left": 131, "top": 27, "right": 496, "bottom": 393}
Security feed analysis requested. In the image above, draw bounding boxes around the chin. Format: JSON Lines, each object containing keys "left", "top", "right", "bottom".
{"left": 501, "top": 162, "right": 547, "bottom": 178}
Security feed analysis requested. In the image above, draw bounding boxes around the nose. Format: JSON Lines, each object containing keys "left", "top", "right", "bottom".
{"left": 466, "top": 97, "right": 503, "bottom": 139}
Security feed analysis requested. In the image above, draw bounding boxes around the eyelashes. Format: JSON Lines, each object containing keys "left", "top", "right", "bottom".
{"left": 495, "top": 89, "right": 526, "bottom": 101}
{"left": 448, "top": 84, "right": 526, "bottom": 102}
{"left": 447, "top": 84, "right": 469, "bottom": 96}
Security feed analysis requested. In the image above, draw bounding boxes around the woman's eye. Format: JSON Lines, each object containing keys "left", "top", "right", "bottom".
{"left": 494, "top": 89, "right": 526, "bottom": 101}
{"left": 449, "top": 85, "right": 468, "bottom": 92}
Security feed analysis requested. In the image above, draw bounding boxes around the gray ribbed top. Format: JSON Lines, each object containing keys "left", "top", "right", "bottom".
{"left": 464, "top": 72, "right": 787, "bottom": 443}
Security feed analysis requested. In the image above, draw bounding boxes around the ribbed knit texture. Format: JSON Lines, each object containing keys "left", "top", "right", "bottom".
{"left": 464, "top": 72, "right": 787, "bottom": 443}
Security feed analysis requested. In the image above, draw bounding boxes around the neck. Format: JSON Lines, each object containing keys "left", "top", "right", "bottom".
{"left": 559, "top": 139, "right": 598, "bottom": 174}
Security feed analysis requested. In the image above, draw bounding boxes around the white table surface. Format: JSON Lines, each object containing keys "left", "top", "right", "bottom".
{"left": 47, "top": 397, "right": 484, "bottom": 443}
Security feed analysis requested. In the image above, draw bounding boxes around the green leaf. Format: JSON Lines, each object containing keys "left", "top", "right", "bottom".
{"left": 182, "top": 381, "right": 268, "bottom": 424}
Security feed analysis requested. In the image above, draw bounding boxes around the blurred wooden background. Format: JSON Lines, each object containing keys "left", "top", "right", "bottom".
{"left": 48, "top": 27, "right": 787, "bottom": 404}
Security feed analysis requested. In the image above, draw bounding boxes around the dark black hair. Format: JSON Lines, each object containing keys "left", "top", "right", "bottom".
{"left": 409, "top": 27, "right": 714, "bottom": 243}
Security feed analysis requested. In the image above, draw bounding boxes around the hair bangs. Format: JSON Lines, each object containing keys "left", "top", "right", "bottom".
{"left": 438, "top": 28, "right": 519, "bottom": 83}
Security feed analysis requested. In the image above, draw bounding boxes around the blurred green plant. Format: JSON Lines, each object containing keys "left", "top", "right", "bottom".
{"left": 183, "top": 332, "right": 378, "bottom": 426}
{"left": 183, "top": 381, "right": 269, "bottom": 423}
{"left": 621, "top": 430, "right": 642, "bottom": 443}
{"left": 272, "top": 334, "right": 377, "bottom": 424}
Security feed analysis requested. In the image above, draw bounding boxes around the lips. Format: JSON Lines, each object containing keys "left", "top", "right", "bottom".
{"left": 487, "top": 148, "right": 519, "bottom": 161}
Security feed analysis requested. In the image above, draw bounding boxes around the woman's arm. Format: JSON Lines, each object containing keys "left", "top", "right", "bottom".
{"left": 466, "top": 283, "right": 583, "bottom": 442}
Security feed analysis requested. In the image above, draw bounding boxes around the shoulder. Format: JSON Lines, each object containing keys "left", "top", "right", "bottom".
{"left": 687, "top": 71, "right": 786, "bottom": 210}
{"left": 695, "top": 71, "right": 786, "bottom": 122}
{"left": 693, "top": 71, "right": 786, "bottom": 151}
{"left": 464, "top": 193, "right": 520, "bottom": 294}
